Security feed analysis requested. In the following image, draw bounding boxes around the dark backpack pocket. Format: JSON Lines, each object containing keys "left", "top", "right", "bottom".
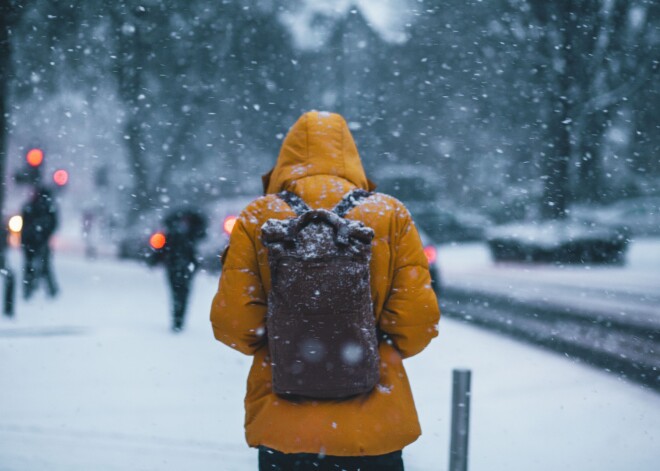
{"left": 267, "top": 257, "right": 379, "bottom": 398}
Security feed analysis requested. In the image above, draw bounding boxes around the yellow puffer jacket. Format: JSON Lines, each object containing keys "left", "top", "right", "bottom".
{"left": 210, "top": 111, "right": 440, "bottom": 456}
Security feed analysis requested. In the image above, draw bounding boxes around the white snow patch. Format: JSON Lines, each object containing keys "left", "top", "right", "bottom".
{"left": 0, "top": 250, "right": 658, "bottom": 470}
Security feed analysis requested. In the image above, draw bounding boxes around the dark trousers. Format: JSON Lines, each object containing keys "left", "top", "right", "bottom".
{"left": 166, "top": 267, "right": 193, "bottom": 328}
{"left": 22, "top": 245, "right": 58, "bottom": 299}
{"left": 258, "top": 447, "right": 404, "bottom": 471}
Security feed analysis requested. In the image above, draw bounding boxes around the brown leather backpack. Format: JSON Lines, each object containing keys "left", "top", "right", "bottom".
{"left": 261, "top": 189, "right": 379, "bottom": 399}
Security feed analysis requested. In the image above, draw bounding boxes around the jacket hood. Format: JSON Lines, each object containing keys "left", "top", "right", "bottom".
{"left": 262, "top": 111, "right": 376, "bottom": 194}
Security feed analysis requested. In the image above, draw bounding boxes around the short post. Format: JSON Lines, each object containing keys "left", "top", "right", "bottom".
{"left": 449, "top": 369, "right": 471, "bottom": 471}
{"left": 1, "top": 226, "right": 15, "bottom": 317}
{"left": 3, "top": 268, "right": 15, "bottom": 316}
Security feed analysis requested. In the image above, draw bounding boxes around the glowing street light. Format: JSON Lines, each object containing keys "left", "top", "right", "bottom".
{"left": 8, "top": 215, "right": 23, "bottom": 234}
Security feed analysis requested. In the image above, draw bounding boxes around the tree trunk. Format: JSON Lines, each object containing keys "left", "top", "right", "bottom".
{"left": 111, "top": 6, "right": 153, "bottom": 222}
{"left": 541, "top": 104, "right": 571, "bottom": 219}
{"left": 576, "top": 110, "right": 608, "bottom": 203}
{"left": 124, "top": 117, "right": 151, "bottom": 217}
{"left": 540, "top": 2, "right": 575, "bottom": 220}
{"left": 0, "top": 1, "right": 15, "bottom": 264}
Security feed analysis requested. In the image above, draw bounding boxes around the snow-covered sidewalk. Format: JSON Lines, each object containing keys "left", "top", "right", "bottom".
{"left": 1, "top": 252, "right": 658, "bottom": 470}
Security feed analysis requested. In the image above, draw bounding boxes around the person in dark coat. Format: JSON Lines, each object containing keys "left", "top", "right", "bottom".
{"left": 149, "top": 209, "right": 207, "bottom": 332}
{"left": 21, "top": 186, "right": 59, "bottom": 299}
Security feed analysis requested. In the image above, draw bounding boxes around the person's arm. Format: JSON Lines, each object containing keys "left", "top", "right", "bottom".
{"left": 210, "top": 210, "right": 267, "bottom": 355}
{"left": 379, "top": 204, "right": 440, "bottom": 358}
{"left": 50, "top": 205, "right": 59, "bottom": 232}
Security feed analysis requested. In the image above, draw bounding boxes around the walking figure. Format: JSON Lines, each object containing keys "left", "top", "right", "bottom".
{"left": 81, "top": 209, "right": 97, "bottom": 259}
{"left": 210, "top": 111, "right": 440, "bottom": 470}
{"left": 149, "top": 209, "right": 207, "bottom": 332}
{"left": 21, "top": 186, "right": 59, "bottom": 299}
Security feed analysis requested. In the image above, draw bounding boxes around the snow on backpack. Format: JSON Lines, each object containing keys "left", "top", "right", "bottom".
{"left": 260, "top": 189, "right": 379, "bottom": 399}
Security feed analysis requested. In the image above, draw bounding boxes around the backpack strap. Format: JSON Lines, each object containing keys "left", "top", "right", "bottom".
{"left": 277, "top": 189, "right": 371, "bottom": 217}
{"left": 333, "top": 189, "right": 372, "bottom": 218}
{"left": 277, "top": 191, "right": 311, "bottom": 216}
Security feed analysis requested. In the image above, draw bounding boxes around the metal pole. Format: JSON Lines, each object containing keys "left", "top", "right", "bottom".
{"left": 1, "top": 224, "right": 14, "bottom": 317}
{"left": 3, "top": 267, "right": 14, "bottom": 316}
{"left": 449, "top": 369, "right": 471, "bottom": 471}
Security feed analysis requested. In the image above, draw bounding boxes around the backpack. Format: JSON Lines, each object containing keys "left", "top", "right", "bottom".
{"left": 260, "top": 189, "right": 379, "bottom": 399}
{"left": 21, "top": 194, "right": 58, "bottom": 247}
{"left": 164, "top": 209, "right": 208, "bottom": 241}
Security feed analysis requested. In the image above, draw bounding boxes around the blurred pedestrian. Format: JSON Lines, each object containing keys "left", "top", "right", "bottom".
{"left": 149, "top": 208, "right": 207, "bottom": 332}
{"left": 81, "top": 209, "right": 97, "bottom": 259}
{"left": 21, "top": 186, "right": 59, "bottom": 299}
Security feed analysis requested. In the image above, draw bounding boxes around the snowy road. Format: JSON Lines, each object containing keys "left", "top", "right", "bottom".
{"left": 436, "top": 238, "right": 660, "bottom": 388}
{"left": 1, "top": 252, "right": 659, "bottom": 471}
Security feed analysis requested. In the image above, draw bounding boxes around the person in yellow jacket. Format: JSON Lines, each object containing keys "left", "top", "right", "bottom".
{"left": 210, "top": 111, "right": 440, "bottom": 470}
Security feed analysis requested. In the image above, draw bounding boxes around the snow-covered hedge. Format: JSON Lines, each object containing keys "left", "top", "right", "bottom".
{"left": 487, "top": 220, "right": 630, "bottom": 265}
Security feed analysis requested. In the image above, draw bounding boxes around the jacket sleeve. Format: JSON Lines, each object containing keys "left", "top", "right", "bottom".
{"left": 379, "top": 206, "right": 440, "bottom": 359}
{"left": 210, "top": 210, "right": 267, "bottom": 355}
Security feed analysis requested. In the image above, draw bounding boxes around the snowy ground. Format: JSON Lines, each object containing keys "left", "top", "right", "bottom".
{"left": 1, "top": 249, "right": 659, "bottom": 471}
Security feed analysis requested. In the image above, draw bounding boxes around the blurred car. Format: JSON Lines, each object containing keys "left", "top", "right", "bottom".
{"left": 372, "top": 164, "right": 490, "bottom": 243}
{"left": 116, "top": 194, "right": 442, "bottom": 294}
{"left": 197, "top": 195, "right": 257, "bottom": 273}
{"left": 422, "top": 208, "right": 490, "bottom": 243}
{"left": 117, "top": 210, "right": 162, "bottom": 261}
{"left": 116, "top": 195, "right": 256, "bottom": 274}
{"left": 569, "top": 196, "right": 660, "bottom": 237}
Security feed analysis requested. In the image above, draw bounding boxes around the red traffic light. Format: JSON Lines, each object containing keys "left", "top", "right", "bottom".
{"left": 150, "top": 232, "right": 166, "bottom": 250}
{"left": 26, "top": 148, "right": 44, "bottom": 167}
{"left": 423, "top": 245, "right": 437, "bottom": 264}
{"left": 53, "top": 169, "right": 69, "bottom": 186}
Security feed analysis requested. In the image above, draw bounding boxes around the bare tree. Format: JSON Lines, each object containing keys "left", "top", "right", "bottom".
{"left": 522, "top": 0, "right": 658, "bottom": 216}
{"left": 0, "top": 0, "right": 22, "bottom": 262}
